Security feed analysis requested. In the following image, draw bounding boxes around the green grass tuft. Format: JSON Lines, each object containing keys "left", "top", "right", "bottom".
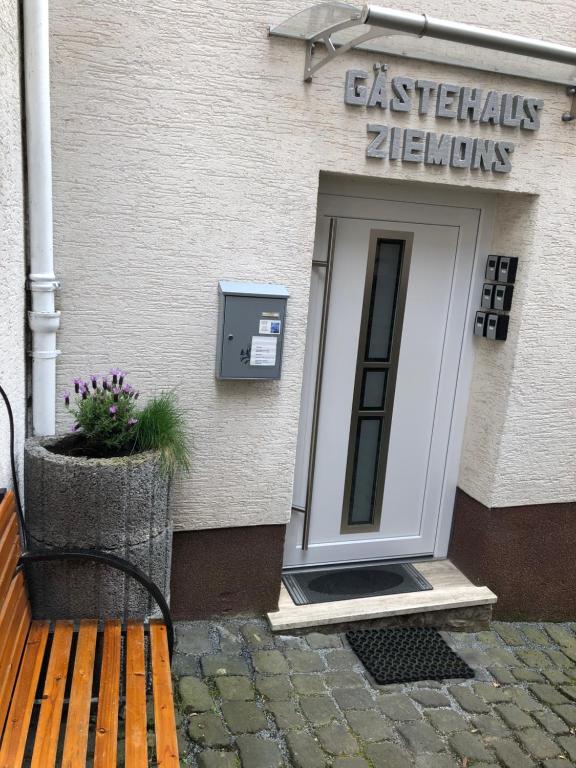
{"left": 135, "top": 392, "right": 191, "bottom": 477}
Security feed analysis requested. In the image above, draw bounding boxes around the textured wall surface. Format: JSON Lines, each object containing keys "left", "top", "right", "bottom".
{"left": 0, "top": 0, "right": 25, "bottom": 491}
{"left": 48, "top": 0, "right": 576, "bottom": 528}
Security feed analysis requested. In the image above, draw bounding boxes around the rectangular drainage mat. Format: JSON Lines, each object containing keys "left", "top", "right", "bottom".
{"left": 282, "top": 562, "right": 432, "bottom": 606}
{"left": 347, "top": 627, "right": 475, "bottom": 685}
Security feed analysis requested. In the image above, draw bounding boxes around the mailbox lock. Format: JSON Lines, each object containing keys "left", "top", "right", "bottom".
{"left": 227, "top": 334, "right": 234, "bottom": 341}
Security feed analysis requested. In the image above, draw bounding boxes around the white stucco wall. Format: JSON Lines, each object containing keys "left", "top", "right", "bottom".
{"left": 0, "top": 0, "right": 25, "bottom": 491}
{"left": 49, "top": 0, "right": 576, "bottom": 529}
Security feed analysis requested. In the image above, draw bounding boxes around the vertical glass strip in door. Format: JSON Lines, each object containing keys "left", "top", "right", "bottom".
{"left": 341, "top": 235, "right": 412, "bottom": 532}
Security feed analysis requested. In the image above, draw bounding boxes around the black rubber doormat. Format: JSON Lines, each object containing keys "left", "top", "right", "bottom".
{"left": 282, "top": 563, "right": 432, "bottom": 606}
{"left": 346, "top": 627, "right": 475, "bottom": 685}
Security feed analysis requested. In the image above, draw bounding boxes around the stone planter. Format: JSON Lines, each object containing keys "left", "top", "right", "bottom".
{"left": 24, "top": 436, "right": 171, "bottom": 621}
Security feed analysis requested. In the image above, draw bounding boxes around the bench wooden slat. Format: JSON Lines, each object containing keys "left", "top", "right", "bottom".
{"left": 30, "top": 620, "right": 74, "bottom": 768}
{"left": 125, "top": 621, "right": 148, "bottom": 768}
{"left": 150, "top": 621, "right": 179, "bottom": 767}
{"left": 0, "top": 621, "right": 50, "bottom": 768}
{"left": 0, "top": 576, "right": 31, "bottom": 734}
{"left": 93, "top": 620, "right": 121, "bottom": 768}
{"left": 0, "top": 519, "right": 19, "bottom": 608}
{"left": 62, "top": 619, "right": 98, "bottom": 768}
{"left": 0, "top": 493, "right": 14, "bottom": 541}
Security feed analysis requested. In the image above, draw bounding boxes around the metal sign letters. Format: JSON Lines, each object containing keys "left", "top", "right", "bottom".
{"left": 345, "top": 65, "right": 544, "bottom": 173}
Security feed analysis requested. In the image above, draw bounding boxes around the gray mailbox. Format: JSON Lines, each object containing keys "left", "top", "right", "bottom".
{"left": 216, "top": 281, "right": 290, "bottom": 380}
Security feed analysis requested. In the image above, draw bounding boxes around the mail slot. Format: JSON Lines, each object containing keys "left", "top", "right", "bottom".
{"left": 481, "top": 284, "right": 494, "bottom": 309}
{"left": 474, "top": 311, "right": 487, "bottom": 337}
{"left": 497, "top": 256, "right": 518, "bottom": 284}
{"left": 485, "top": 313, "right": 509, "bottom": 341}
{"left": 492, "top": 283, "right": 514, "bottom": 311}
{"left": 485, "top": 255, "right": 499, "bottom": 281}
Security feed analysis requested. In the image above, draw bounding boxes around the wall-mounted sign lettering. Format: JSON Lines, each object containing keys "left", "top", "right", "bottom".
{"left": 345, "top": 67, "right": 544, "bottom": 173}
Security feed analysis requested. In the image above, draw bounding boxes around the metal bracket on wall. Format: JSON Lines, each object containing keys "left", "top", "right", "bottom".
{"left": 562, "top": 85, "right": 576, "bottom": 122}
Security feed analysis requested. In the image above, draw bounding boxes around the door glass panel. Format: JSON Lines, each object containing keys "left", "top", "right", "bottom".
{"left": 343, "top": 236, "right": 409, "bottom": 530}
{"left": 361, "top": 369, "right": 387, "bottom": 410}
{"left": 348, "top": 418, "right": 382, "bottom": 525}
{"left": 366, "top": 242, "right": 403, "bottom": 362}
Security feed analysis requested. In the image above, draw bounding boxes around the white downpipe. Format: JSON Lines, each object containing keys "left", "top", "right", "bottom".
{"left": 23, "top": 0, "right": 60, "bottom": 436}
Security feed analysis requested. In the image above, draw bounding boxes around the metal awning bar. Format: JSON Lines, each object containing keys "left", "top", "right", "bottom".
{"left": 269, "top": 2, "right": 576, "bottom": 86}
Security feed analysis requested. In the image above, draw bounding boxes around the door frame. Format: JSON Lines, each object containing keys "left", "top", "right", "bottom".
{"left": 285, "top": 179, "right": 496, "bottom": 567}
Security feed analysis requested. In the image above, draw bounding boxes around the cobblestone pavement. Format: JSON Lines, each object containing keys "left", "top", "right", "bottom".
{"left": 172, "top": 619, "right": 576, "bottom": 768}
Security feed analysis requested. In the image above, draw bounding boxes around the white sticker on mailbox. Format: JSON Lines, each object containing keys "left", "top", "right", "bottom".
{"left": 250, "top": 336, "right": 277, "bottom": 367}
{"left": 259, "top": 319, "right": 281, "bottom": 335}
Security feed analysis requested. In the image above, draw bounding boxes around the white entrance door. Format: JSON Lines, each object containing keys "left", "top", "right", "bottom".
{"left": 285, "top": 194, "right": 482, "bottom": 568}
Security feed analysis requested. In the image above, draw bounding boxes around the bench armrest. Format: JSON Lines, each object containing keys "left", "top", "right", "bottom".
{"left": 18, "top": 548, "right": 175, "bottom": 659}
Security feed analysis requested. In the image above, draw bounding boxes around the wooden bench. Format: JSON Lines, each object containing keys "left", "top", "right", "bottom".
{"left": 0, "top": 489, "right": 180, "bottom": 767}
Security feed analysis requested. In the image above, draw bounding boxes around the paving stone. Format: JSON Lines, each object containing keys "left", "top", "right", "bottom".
{"left": 484, "top": 648, "right": 519, "bottom": 667}
{"left": 292, "top": 675, "right": 327, "bottom": 695}
{"left": 236, "top": 735, "right": 283, "bottom": 768}
{"left": 177, "top": 624, "right": 214, "bottom": 655}
{"left": 324, "top": 672, "right": 365, "bottom": 689}
{"left": 332, "top": 759, "right": 370, "bottom": 768}
{"left": 266, "top": 701, "right": 306, "bottom": 731}
{"left": 172, "top": 652, "right": 200, "bottom": 677}
{"left": 345, "top": 710, "right": 394, "bottom": 742}
{"left": 278, "top": 636, "right": 308, "bottom": 650}
{"left": 216, "top": 676, "right": 255, "bottom": 701}
{"left": 494, "top": 704, "right": 535, "bottom": 730}
{"left": 410, "top": 689, "right": 450, "bottom": 708}
{"left": 541, "top": 667, "right": 571, "bottom": 685}
{"left": 509, "top": 689, "right": 544, "bottom": 712}
{"left": 512, "top": 668, "right": 544, "bottom": 683}
{"left": 364, "top": 742, "right": 413, "bottom": 768}
{"left": 397, "top": 722, "right": 445, "bottom": 753}
{"left": 560, "top": 685, "right": 576, "bottom": 701}
{"left": 493, "top": 625, "right": 526, "bottom": 646}
{"left": 179, "top": 676, "right": 213, "bottom": 713}
{"left": 546, "top": 650, "right": 573, "bottom": 668}
{"left": 324, "top": 650, "right": 358, "bottom": 670}
{"left": 489, "top": 667, "right": 517, "bottom": 685}
{"left": 476, "top": 631, "right": 504, "bottom": 647}
{"left": 456, "top": 648, "right": 491, "bottom": 669}
{"left": 255, "top": 675, "right": 293, "bottom": 701}
{"left": 528, "top": 684, "right": 570, "bottom": 706}
{"left": 414, "top": 756, "right": 458, "bottom": 768}
{"left": 202, "top": 655, "right": 250, "bottom": 678}
{"left": 449, "top": 731, "right": 493, "bottom": 762}
{"left": 533, "top": 710, "right": 570, "bottom": 735}
{"left": 306, "top": 633, "right": 342, "bottom": 649}
{"left": 187, "top": 713, "right": 230, "bottom": 747}
{"left": 316, "top": 723, "right": 359, "bottom": 755}
{"left": 516, "top": 649, "right": 550, "bottom": 668}
{"left": 240, "top": 623, "right": 274, "bottom": 649}
{"left": 552, "top": 703, "right": 576, "bottom": 726}
{"left": 522, "top": 626, "right": 552, "bottom": 646}
{"left": 491, "top": 738, "right": 535, "bottom": 768}
{"left": 285, "top": 651, "right": 326, "bottom": 673}
{"left": 543, "top": 761, "right": 576, "bottom": 768}
{"left": 378, "top": 694, "right": 421, "bottom": 721}
{"left": 473, "top": 682, "right": 513, "bottom": 703}
{"left": 198, "top": 750, "right": 239, "bottom": 768}
{"left": 411, "top": 680, "right": 443, "bottom": 689}
{"left": 561, "top": 647, "right": 576, "bottom": 663}
{"left": 252, "top": 651, "right": 289, "bottom": 675}
{"left": 221, "top": 702, "right": 268, "bottom": 734}
{"left": 285, "top": 731, "right": 327, "bottom": 768}
{"left": 545, "top": 625, "right": 576, "bottom": 648}
{"left": 517, "top": 728, "right": 562, "bottom": 759}
{"left": 218, "top": 626, "right": 243, "bottom": 654}
{"left": 557, "top": 735, "right": 576, "bottom": 760}
{"left": 300, "top": 696, "right": 341, "bottom": 725}
{"left": 448, "top": 686, "right": 490, "bottom": 714}
{"left": 471, "top": 714, "right": 510, "bottom": 737}
{"left": 426, "top": 709, "right": 469, "bottom": 733}
{"left": 333, "top": 688, "right": 375, "bottom": 710}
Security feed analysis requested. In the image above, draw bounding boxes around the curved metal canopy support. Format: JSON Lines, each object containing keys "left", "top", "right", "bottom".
{"left": 269, "top": 2, "right": 576, "bottom": 87}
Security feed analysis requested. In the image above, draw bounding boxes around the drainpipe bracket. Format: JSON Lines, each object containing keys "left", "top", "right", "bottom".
{"left": 29, "top": 350, "right": 61, "bottom": 359}
{"left": 561, "top": 85, "right": 576, "bottom": 122}
{"left": 27, "top": 277, "right": 60, "bottom": 292}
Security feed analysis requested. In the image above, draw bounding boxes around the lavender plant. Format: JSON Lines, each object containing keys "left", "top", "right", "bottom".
{"left": 63, "top": 368, "right": 190, "bottom": 475}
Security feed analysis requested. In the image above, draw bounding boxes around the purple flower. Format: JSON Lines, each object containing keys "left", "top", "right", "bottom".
{"left": 112, "top": 387, "right": 120, "bottom": 402}
{"left": 82, "top": 388, "right": 88, "bottom": 400}
{"left": 134, "top": 391, "right": 139, "bottom": 400}
{"left": 102, "top": 377, "right": 109, "bottom": 391}
{"left": 122, "top": 383, "right": 132, "bottom": 395}
{"left": 62, "top": 391, "right": 70, "bottom": 407}
{"left": 109, "top": 405, "right": 117, "bottom": 416}
{"left": 74, "top": 378, "right": 82, "bottom": 394}
{"left": 128, "top": 418, "right": 138, "bottom": 427}
{"left": 68, "top": 422, "right": 80, "bottom": 432}
{"left": 90, "top": 375, "right": 98, "bottom": 389}
{"left": 110, "top": 367, "right": 121, "bottom": 384}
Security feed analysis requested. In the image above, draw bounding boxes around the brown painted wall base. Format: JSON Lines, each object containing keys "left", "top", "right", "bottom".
{"left": 170, "top": 524, "right": 286, "bottom": 620}
{"left": 449, "top": 489, "right": 576, "bottom": 621}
